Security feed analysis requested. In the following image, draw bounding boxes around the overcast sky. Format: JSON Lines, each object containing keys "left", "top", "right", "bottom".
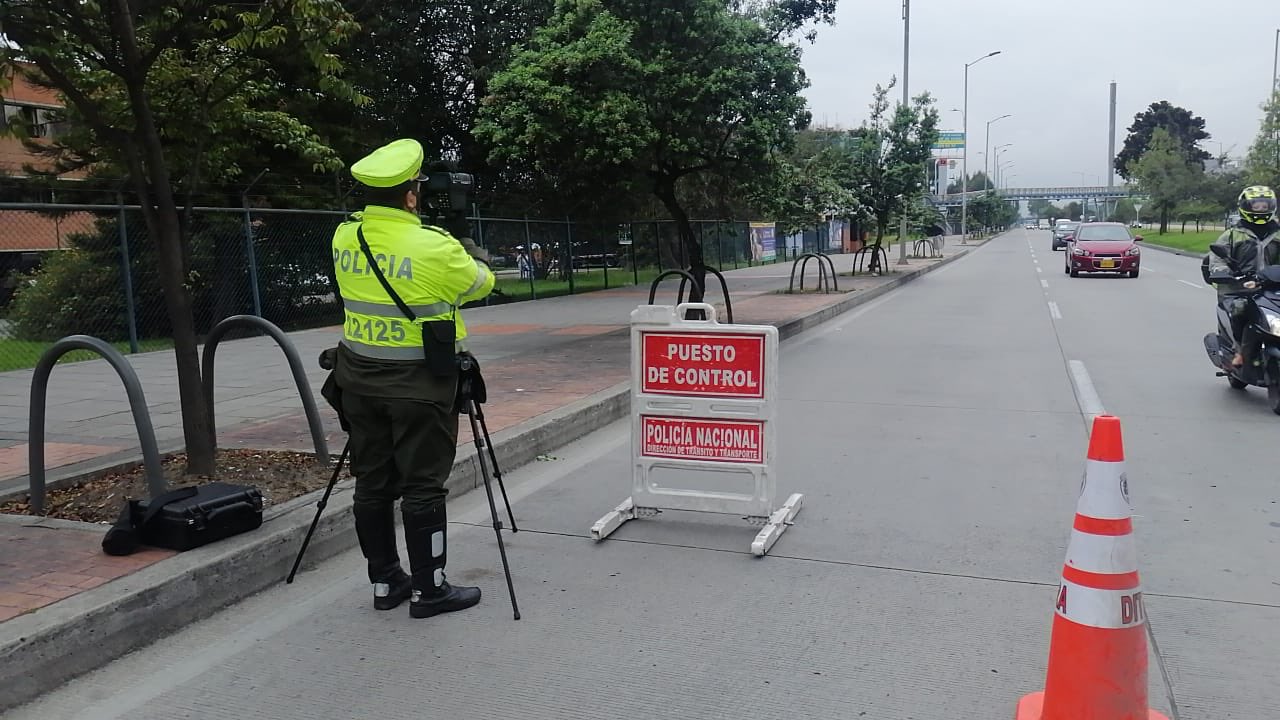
{"left": 799, "top": 0, "right": 1276, "bottom": 189}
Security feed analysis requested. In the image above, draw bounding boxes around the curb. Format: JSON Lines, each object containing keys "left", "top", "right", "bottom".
{"left": 1141, "top": 241, "right": 1199, "bottom": 258}
{"left": 0, "top": 240, "right": 986, "bottom": 712}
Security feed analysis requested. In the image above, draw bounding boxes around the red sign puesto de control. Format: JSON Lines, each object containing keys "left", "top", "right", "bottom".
{"left": 640, "top": 332, "right": 765, "bottom": 398}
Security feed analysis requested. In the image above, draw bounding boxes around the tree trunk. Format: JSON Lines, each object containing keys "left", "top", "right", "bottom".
{"left": 112, "top": 0, "right": 216, "bottom": 476}
{"left": 1159, "top": 206, "right": 1170, "bottom": 235}
{"left": 654, "top": 175, "right": 706, "bottom": 308}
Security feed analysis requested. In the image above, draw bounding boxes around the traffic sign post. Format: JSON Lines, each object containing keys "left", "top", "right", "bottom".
{"left": 590, "top": 302, "right": 803, "bottom": 556}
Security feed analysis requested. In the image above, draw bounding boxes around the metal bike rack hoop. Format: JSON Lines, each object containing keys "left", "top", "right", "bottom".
{"left": 201, "top": 315, "right": 330, "bottom": 463}
{"left": 28, "top": 335, "right": 165, "bottom": 515}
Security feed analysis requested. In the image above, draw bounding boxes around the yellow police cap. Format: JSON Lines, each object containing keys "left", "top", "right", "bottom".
{"left": 350, "top": 138, "right": 427, "bottom": 188}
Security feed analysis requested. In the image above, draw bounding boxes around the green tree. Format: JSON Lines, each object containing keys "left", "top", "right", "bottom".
{"left": 1174, "top": 199, "right": 1223, "bottom": 232}
{"left": 475, "top": 0, "right": 831, "bottom": 298}
{"left": 1244, "top": 89, "right": 1280, "bottom": 190}
{"left": 1107, "top": 197, "right": 1136, "bottom": 223}
{"left": 0, "top": 0, "right": 364, "bottom": 475}
{"left": 1131, "top": 127, "right": 1203, "bottom": 234}
{"left": 330, "top": 0, "right": 555, "bottom": 182}
{"left": 904, "top": 196, "right": 943, "bottom": 233}
{"left": 946, "top": 170, "right": 992, "bottom": 194}
{"left": 1064, "top": 201, "right": 1083, "bottom": 220}
{"left": 845, "top": 79, "right": 940, "bottom": 247}
{"left": 1115, "top": 100, "right": 1211, "bottom": 179}
{"left": 762, "top": 129, "right": 861, "bottom": 237}
{"left": 968, "top": 191, "right": 1016, "bottom": 230}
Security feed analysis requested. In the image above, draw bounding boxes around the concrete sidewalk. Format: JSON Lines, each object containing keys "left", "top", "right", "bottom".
{"left": 0, "top": 244, "right": 964, "bottom": 499}
{"left": 0, "top": 236, "right": 995, "bottom": 711}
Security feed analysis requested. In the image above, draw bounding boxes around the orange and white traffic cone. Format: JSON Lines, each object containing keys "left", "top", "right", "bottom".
{"left": 1015, "top": 415, "right": 1169, "bottom": 720}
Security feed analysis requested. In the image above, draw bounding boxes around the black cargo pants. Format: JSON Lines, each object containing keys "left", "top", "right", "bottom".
{"left": 341, "top": 392, "right": 459, "bottom": 516}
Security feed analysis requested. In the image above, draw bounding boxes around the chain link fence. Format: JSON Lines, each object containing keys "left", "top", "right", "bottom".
{"left": 1, "top": 201, "right": 851, "bottom": 372}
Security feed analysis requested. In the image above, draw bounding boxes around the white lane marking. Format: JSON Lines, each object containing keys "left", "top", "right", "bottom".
{"left": 1178, "top": 279, "right": 1206, "bottom": 290}
{"left": 1067, "top": 355, "right": 1178, "bottom": 717}
{"left": 1048, "top": 301, "right": 1062, "bottom": 319}
{"left": 1036, "top": 266, "right": 1043, "bottom": 274}
{"left": 1069, "top": 359, "right": 1106, "bottom": 420}
{"left": 1041, "top": 279, "right": 1049, "bottom": 289}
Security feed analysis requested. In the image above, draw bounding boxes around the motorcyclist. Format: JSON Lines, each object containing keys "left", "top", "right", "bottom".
{"left": 1204, "top": 185, "right": 1280, "bottom": 369}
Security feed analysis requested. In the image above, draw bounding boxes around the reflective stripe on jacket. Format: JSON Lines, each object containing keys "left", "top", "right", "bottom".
{"left": 332, "top": 205, "right": 494, "bottom": 360}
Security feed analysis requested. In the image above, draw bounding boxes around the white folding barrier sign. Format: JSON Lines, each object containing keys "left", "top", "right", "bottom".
{"left": 590, "top": 302, "right": 803, "bottom": 556}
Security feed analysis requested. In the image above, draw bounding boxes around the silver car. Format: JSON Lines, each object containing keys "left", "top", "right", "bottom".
{"left": 1052, "top": 221, "right": 1079, "bottom": 251}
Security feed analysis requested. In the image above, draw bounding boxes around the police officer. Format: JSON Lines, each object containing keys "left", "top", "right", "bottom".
{"left": 330, "top": 138, "right": 495, "bottom": 618}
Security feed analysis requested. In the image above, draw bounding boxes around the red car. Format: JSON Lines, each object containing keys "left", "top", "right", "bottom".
{"left": 1064, "top": 222, "right": 1143, "bottom": 278}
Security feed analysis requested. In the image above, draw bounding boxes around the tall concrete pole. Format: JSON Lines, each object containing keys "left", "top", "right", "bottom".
{"left": 1107, "top": 81, "right": 1117, "bottom": 220}
{"left": 961, "top": 63, "right": 969, "bottom": 245}
{"left": 897, "top": 0, "right": 911, "bottom": 265}
{"left": 959, "top": 51, "right": 1001, "bottom": 244}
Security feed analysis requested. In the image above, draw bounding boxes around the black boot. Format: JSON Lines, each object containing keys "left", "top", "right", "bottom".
{"left": 402, "top": 504, "right": 481, "bottom": 619}
{"left": 353, "top": 503, "right": 412, "bottom": 611}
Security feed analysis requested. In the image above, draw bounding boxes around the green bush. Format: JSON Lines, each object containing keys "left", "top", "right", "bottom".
{"left": 7, "top": 243, "right": 130, "bottom": 341}
{"left": 6, "top": 209, "right": 345, "bottom": 345}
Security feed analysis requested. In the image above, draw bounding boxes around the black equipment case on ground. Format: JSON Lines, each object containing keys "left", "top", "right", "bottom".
{"left": 136, "top": 482, "right": 264, "bottom": 552}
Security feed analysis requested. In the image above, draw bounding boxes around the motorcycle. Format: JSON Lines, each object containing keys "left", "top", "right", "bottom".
{"left": 1202, "top": 263, "right": 1280, "bottom": 414}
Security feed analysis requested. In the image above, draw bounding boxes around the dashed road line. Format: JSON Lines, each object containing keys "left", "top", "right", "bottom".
{"left": 1048, "top": 301, "right": 1062, "bottom": 320}
{"left": 1041, "top": 279, "right": 1049, "bottom": 289}
{"left": 1178, "top": 279, "right": 1205, "bottom": 290}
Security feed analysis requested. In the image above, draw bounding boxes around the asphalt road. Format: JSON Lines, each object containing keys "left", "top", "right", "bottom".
{"left": 9, "top": 229, "right": 1276, "bottom": 720}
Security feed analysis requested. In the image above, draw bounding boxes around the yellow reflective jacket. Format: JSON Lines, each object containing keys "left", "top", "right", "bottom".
{"left": 332, "top": 205, "right": 494, "bottom": 360}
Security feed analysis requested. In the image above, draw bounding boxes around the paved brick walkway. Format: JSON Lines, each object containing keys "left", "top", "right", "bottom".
{"left": 0, "top": 243, "right": 971, "bottom": 627}
{"left": 0, "top": 518, "right": 173, "bottom": 622}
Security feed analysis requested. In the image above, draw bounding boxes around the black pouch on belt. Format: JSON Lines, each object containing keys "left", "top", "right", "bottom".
{"left": 420, "top": 319, "right": 458, "bottom": 377}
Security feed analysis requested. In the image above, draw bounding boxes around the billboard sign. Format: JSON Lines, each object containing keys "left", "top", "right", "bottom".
{"left": 748, "top": 222, "right": 777, "bottom": 262}
{"left": 932, "top": 132, "right": 965, "bottom": 150}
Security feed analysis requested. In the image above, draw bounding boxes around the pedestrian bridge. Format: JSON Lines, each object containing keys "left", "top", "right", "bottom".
{"left": 930, "top": 186, "right": 1139, "bottom": 207}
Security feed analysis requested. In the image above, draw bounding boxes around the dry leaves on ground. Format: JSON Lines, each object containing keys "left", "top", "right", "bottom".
{"left": 0, "top": 449, "right": 350, "bottom": 523}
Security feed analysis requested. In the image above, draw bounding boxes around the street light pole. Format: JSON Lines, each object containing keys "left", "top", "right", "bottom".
{"left": 984, "top": 114, "right": 1011, "bottom": 189}
{"left": 993, "top": 143, "right": 1012, "bottom": 186}
{"left": 1272, "top": 29, "right": 1279, "bottom": 170}
{"left": 999, "top": 162, "right": 1015, "bottom": 189}
{"left": 961, "top": 51, "right": 1001, "bottom": 246}
{"left": 897, "top": 0, "right": 911, "bottom": 265}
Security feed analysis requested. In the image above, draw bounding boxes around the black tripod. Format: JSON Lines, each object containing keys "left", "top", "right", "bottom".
{"left": 287, "top": 356, "right": 520, "bottom": 620}
{"left": 286, "top": 443, "right": 349, "bottom": 584}
{"left": 458, "top": 354, "right": 521, "bottom": 620}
